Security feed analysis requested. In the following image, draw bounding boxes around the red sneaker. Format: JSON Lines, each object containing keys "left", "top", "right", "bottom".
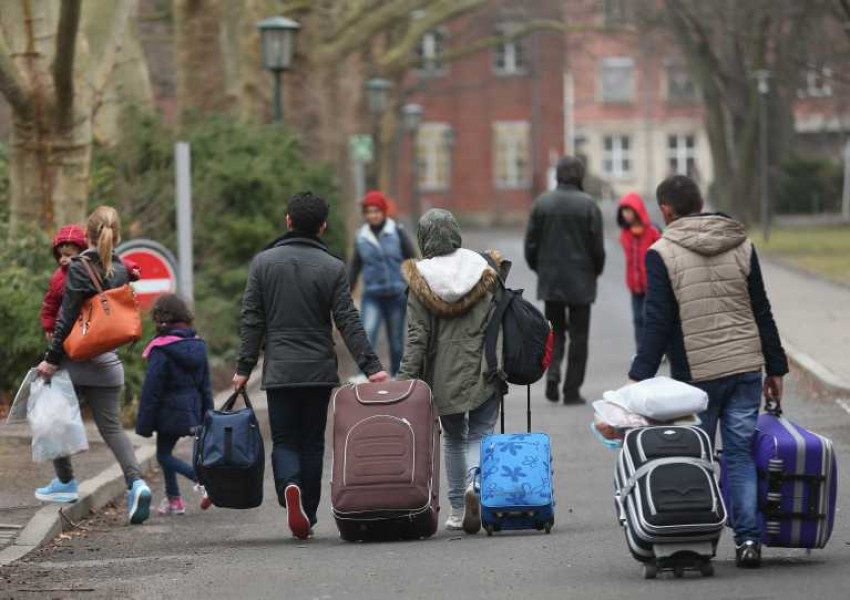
{"left": 284, "top": 484, "right": 311, "bottom": 540}
{"left": 195, "top": 484, "right": 213, "bottom": 511}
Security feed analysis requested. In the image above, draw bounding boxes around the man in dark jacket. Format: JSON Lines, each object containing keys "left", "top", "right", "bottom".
{"left": 233, "top": 191, "right": 388, "bottom": 540}
{"left": 525, "top": 157, "right": 605, "bottom": 404}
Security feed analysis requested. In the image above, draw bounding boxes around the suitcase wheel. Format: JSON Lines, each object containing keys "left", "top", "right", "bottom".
{"left": 643, "top": 563, "right": 658, "bottom": 579}
{"left": 544, "top": 521, "right": 552, "bottom": 534}
{"left": 484, "top": 524, "right": 494, "bottom": 537}
{"left": 699, "top": 561, "right": 714, "bottom": 577}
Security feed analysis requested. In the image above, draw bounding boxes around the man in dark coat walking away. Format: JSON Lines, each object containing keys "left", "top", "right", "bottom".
{"left": 524, "top": 157, "right": 605, "bottom": 404}
{"left": 233, "top": 191, "right": 388, "bottom": 540}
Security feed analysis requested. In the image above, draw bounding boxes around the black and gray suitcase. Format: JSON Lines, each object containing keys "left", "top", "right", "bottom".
{"left": 614, "top": 426, "right": 726, "bottom": 579}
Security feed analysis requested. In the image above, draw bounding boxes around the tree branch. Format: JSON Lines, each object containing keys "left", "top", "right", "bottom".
{"left": 0, "top": 34, "right": 31, "bottom": 116}
{"left": 54, "top": 0, "right": 82, "bottom": 130}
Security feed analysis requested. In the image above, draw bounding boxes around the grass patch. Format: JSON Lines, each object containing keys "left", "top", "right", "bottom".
{"left": 751, "top": 225, "right": 850, "bottom": 285}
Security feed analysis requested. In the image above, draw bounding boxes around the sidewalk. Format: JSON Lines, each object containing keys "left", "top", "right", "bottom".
{"left": 761, "top": 259, "right": 850, "bottom": 393}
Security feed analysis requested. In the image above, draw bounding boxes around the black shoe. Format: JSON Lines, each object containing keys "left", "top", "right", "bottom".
{"left": 735, "top": 540, "right": 762, "bottom": 568}
{"left": 545, "top": 381, "right": 560, "bottom": 402}
{"left": 562, "top": 393, "right": 586, "bottom": 405}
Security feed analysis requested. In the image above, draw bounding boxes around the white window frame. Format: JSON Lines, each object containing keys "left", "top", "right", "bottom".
{"left": 602, "top": 135, "right": 632, "bottom": 179}
{"left": 493, "top": 24, "right": 526, "bottom": 76}
{"left": 667, "top": 134, "right": 698, "bottom": 177}
{"left": 600, "top": 57, "right": 635, "bottom": 104}
{"left": 416, "top": 29, "right": 446, "bottom": 76}
{"left": 417, "top": 123, "right": 451, "bottom": 192}
{"left": 799, "top": 66, "right": 833, "bottom": 98}
{"left": 665, "top": 59, "right": 698, "bottom": 104}
{"left": 493, "top": 121, "right": 531, "bottom": 190}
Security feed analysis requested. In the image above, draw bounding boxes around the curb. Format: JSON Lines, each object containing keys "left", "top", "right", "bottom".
{"left": 0, "top": 441, "right": 157, "bottom": 567}
{"left": 0, "top": 379, "right": 260, "bottom": 568}
{"left": 784, "top": 339, "right": 850, "bottom": 397}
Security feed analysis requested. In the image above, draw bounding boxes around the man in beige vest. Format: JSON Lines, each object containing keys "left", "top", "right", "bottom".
{"left": 629, "top": 175, "right": 788, "bottom": 569}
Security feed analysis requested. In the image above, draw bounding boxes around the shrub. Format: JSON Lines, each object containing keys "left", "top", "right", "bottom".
{"left": 776, "top": 158, "right": 844, "bottom": 215}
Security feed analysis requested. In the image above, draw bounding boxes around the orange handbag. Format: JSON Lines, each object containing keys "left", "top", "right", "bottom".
{"left": 63, "top": 258, "right": 143, "bottom": 361}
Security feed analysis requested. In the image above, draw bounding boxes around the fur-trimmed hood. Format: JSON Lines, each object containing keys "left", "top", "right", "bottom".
{"left": 402, "top": 249, "right": 501, "bottom": 317}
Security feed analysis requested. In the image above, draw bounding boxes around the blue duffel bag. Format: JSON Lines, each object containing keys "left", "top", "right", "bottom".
{"left": 193, "top": 388, "right": 264, "bottom": 509}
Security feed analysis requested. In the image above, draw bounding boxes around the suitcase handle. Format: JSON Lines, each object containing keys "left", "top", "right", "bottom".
{"left": 221, "top": 388, "right": 253, "bottom": 412}
{"left": 764, "top": 398, "right": 782, "bottom": 417}
{"left": 500, "top": 385, "right": 532, "bottom": 434}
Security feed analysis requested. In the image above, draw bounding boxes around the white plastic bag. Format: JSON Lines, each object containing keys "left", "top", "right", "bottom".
{"left": 604, "top": 376, "right": 708, "bottom": 421}
{"left": 6, "top": 368, "right": 38, "bottom": 425}
{"left": 27, "top": 371, "right": 88, "bottom": 462}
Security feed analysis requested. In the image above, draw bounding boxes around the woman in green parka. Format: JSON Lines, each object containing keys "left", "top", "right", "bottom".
{"left": 398, "top": 209, "right": 507, "bottom": 535}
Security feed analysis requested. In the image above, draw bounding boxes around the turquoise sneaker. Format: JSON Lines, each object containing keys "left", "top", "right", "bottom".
{"left": 127, "top": 479, "right": 152, "bottom": 525}
{"left": 35, "top": 478, "right": 79, "bottom": 503}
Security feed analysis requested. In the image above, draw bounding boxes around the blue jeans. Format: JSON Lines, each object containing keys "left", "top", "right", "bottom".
{"left": 630, "top": 293, "right": 645, "bottom": 351}
{"left": 267, "top": 387, "right": 332, "bottom": 525}
{"left": 694, "top": 371, "right": 762, "bottom": 544}
{"left": 156, "top": 435, "right": 197, "bottom": 498}
{"left": 361, "top": 293, "right": 406, "bottom": 377}
{"left": 440, "top": 394, "right": 501, "bottom": 511}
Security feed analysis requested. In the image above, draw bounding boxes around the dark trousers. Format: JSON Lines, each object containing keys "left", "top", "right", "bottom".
{"left": 631, "top": 293, "right": 646, "bottom": 351}
{"left": 266, "top": 387, "right": 332, "bottom": 525}
{"left": 545, "top": 302, "right": 591, "bottom": 399}
{"left": 156, "top": 434, "right": 197, "bottom": 498}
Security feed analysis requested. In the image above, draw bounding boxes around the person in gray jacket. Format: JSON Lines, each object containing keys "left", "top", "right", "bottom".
{"left": 233, "top": 191, "right": 388, "bottom": 540}
{"left": 524, "top": 157, "right": 605, "bottom": 404}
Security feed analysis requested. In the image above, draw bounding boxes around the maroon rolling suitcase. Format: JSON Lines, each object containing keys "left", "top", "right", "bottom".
{"left": 331, "top": 380, "right": 441, "bottom": 541}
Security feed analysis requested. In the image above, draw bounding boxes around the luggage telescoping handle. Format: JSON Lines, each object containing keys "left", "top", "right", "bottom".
{"left": 221, "top": 387, "right": 253, "bottom": 412}
{"left": 499, "top": 384, "right": 532, "bottom": 434}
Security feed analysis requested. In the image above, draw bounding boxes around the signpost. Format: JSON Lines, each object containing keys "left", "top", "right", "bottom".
{"left": 117, "top": 240, "right": 179, "bottom": 312}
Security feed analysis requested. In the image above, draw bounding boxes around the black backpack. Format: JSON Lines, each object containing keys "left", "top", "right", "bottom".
{"left": 481, "top": 255, "right": 554, "bottom": 386}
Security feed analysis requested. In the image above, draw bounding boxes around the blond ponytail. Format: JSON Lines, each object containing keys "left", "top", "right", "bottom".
{"left": 86, "top": 206, "right": 122, "bottom": 277}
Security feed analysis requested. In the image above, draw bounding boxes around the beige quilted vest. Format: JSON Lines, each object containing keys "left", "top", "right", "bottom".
{"left": 653, "top": 215, "right": 764, "bottom": 382}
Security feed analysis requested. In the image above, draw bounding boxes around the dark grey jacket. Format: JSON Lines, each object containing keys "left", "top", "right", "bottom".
{"left": 524, "top": 184, "right": 606, "bottom": 304}
{"left": 236, "top": 232, "right": 383, "bottom": 389}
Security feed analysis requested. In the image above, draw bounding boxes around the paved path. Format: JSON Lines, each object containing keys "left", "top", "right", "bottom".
{"left": 1, "top": 228, "right": 849, "bottom": 599}
{"left": 759, "top": 260, "right": 850, "bottom": 390}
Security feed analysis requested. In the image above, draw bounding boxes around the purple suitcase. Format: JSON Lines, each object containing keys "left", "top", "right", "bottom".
{"left": 721, "top": 404, "right": 837, "bottom": 549}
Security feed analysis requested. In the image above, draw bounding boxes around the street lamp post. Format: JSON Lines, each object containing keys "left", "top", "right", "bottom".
{"left": 753, "top": 69, "right": 772, "bottom": 242}
{"left": 365, "top": 78, "right": 393, "bottom": 189}
{"left": 257, "top": 16, "right": 301, "bottom": 123}
{"left": 442, "top": 126, "right": 456, "bottom": 208}
{"left": 403, "top": 103, "right": 424, "bottom": 225}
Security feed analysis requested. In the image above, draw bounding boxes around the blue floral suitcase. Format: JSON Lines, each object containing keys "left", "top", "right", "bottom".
{"left": 477, "top": 386, "right": 555, "bottom": 535}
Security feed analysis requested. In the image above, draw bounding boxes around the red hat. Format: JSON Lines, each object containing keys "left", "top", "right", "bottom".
{"left": 52, "top": 224, "right": 87, "bottom": 260}
{"left": 362, "top": 191, "right": 389, "bottom": 213}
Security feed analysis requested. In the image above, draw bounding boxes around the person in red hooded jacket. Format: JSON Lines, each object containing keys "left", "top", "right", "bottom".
{"left": 617, "top": 192, "right": 661, "bottom": 349}
{"left": 40, "top": 224, "right": 140, "bottom": 340}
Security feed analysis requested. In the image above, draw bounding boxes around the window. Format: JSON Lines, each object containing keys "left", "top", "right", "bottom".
{"left": 417, "top": 123, "right": 451, "bottom": 191}
{"left": 667, "top": 134, "right": 697, "bottom": 178}
{"left": 798, "top": 66, "right": 833, "bottom": 98}
{"left": 416, "top": 30, "right": 446, "bottom": 75}
{"left": 493, "top": 24, "right": 526, "bottom": 75}
{"left": 603, "top": 0, "right": 632, "bottom": 25}
{"left": 493, "top": 121, "right": 531, "bottom": 189}
{"left": 600, "top": 57, "right": 635, "bottom": 103}
{"left": 602, "top": 135, "right": 632, "bottom": 179}
{"left": 666, "top": 60, "right": 698, "bottom": 103}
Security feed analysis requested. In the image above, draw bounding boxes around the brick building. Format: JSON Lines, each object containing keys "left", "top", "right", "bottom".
{"left": 563, "top": 0, "right": 712, "bottom": 203}
{"left": 395, "top": 1, "right": 566, "bottom": 223}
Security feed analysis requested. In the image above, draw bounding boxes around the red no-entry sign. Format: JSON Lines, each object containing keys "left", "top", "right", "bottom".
{"left": 117, "top": 240, "right": 179, "bottom": 312}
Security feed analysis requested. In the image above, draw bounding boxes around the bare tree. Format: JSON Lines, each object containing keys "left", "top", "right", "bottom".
{"left": 0, "top": 0, "right": 149, "bottom": 234}
{"left": 661, "top": 0, "right": 834, "bottom": 221}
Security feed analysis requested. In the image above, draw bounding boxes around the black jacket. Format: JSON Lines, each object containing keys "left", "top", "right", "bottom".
{"left": 524, "top": 184, "right": 606, "bottom": 304}
{"left": 136, "top": 328, "right": 213, "bottom": 438}
{"left": 45, "top": 249, "right": 130, "bottom": 365}
{"left": 629, "top": 246, "right": 788, "bottom": 382}
{"left": 236, "top": 232, "right": 383, "bottom": 389}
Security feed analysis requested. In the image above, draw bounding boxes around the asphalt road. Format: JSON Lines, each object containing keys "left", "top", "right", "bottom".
{"left": 2, "top": 224, "right": 849, "bottom": 600}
